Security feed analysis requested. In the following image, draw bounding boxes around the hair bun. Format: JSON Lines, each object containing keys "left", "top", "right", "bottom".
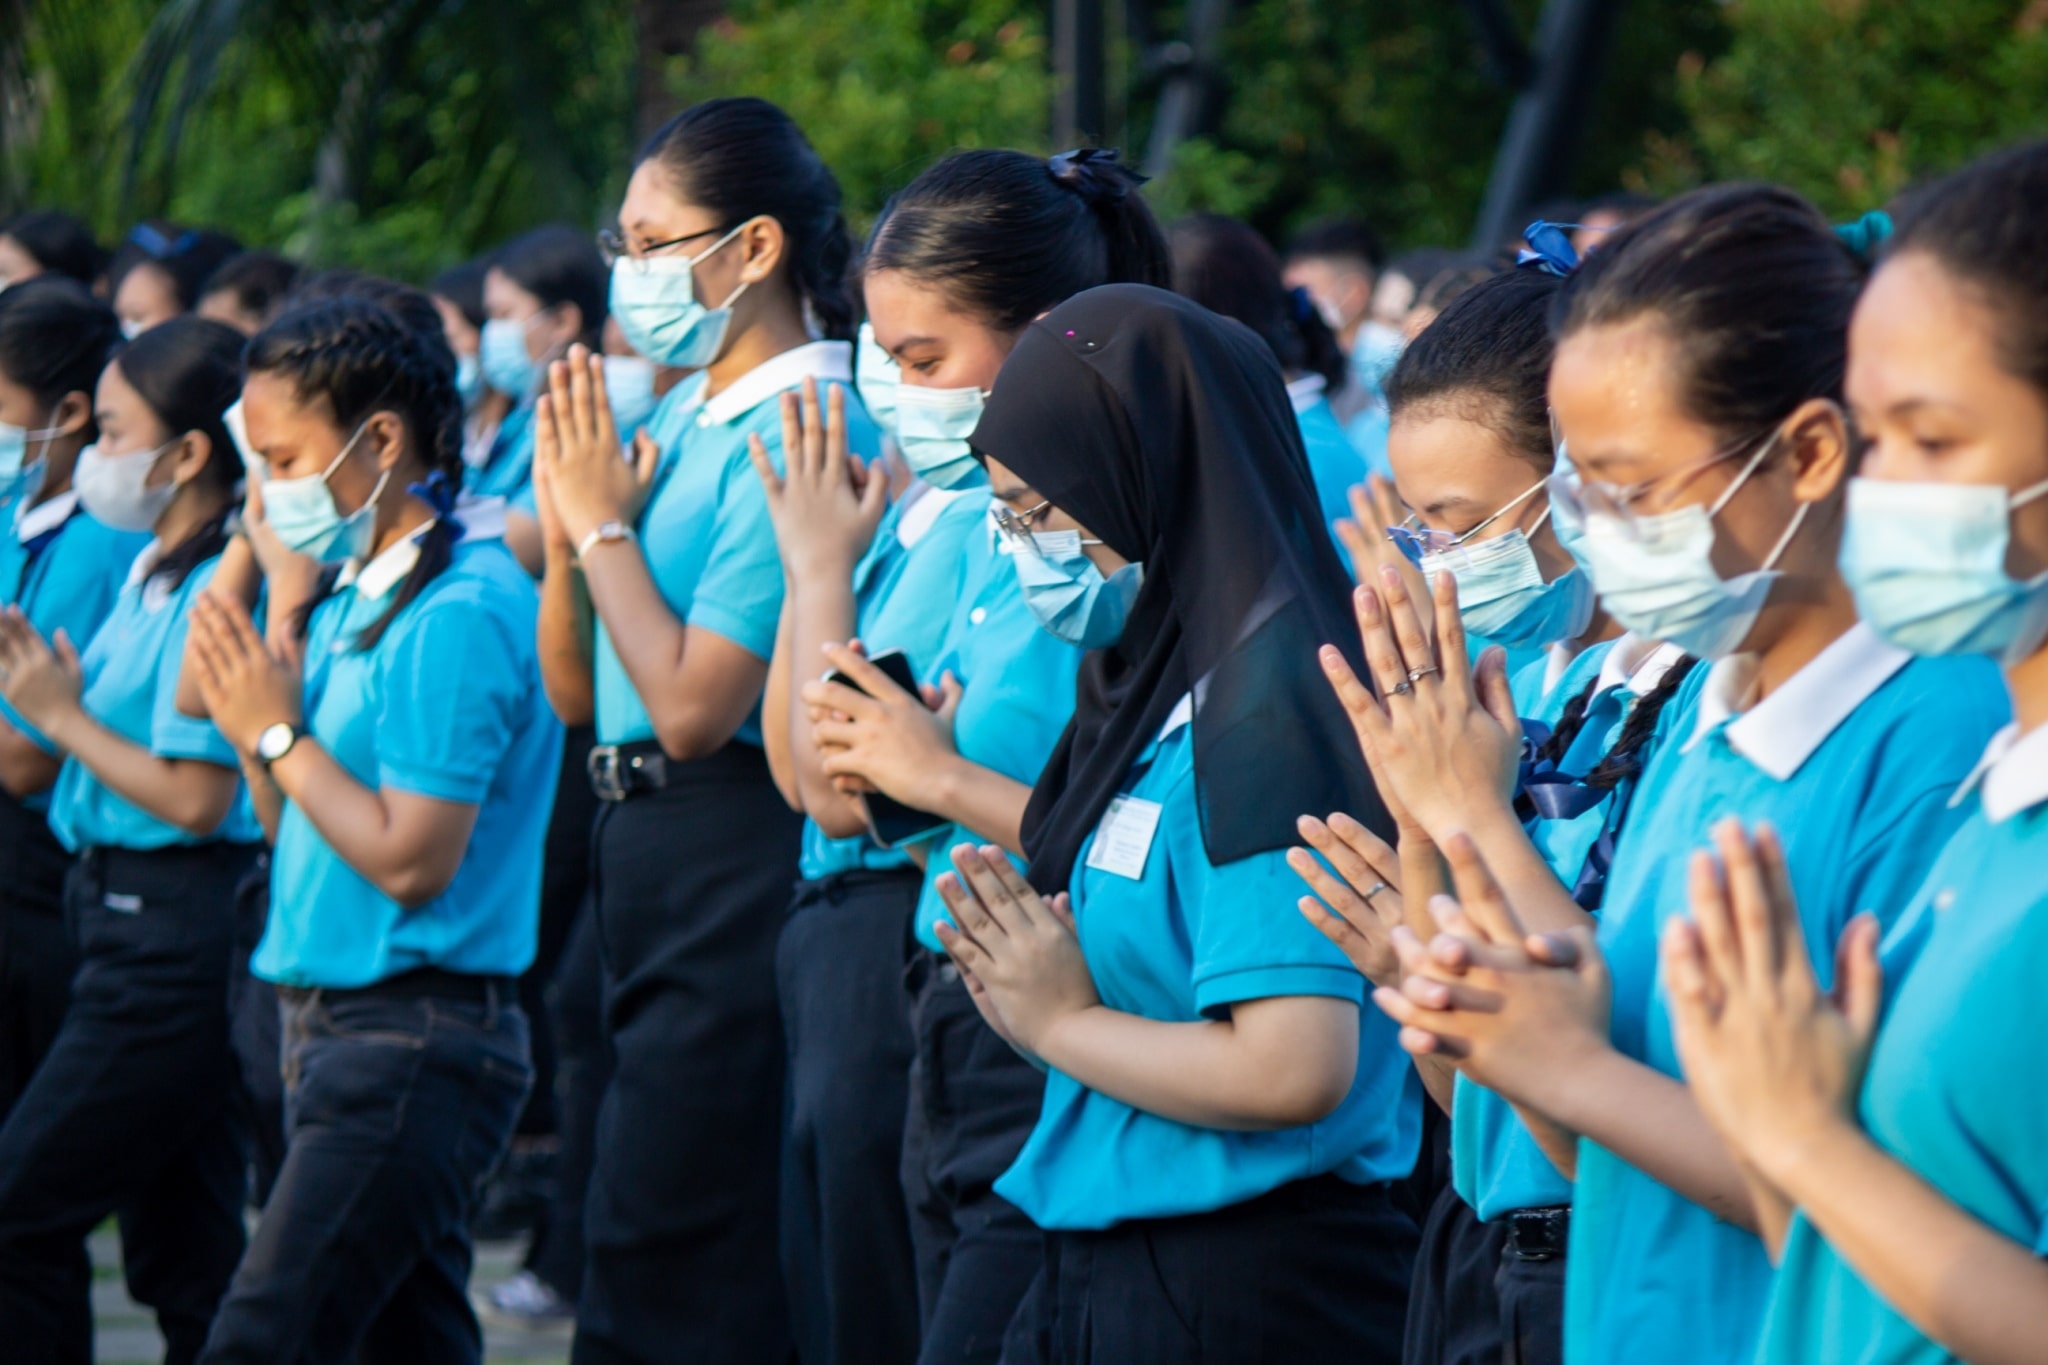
{"left": 1048, "top": 148, "right": 1141, "bottom": 204}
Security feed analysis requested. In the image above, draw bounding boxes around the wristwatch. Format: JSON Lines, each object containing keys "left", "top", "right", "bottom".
{"left": 576, "top": 520, "right": 637, "bottom": 561}
{"left": 256, "top": 721, "right": 307, "bottom": 769}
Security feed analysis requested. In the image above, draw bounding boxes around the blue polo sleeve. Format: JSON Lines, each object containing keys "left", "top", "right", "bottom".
{"left": 373, "top": 590, "right": 521, "bottom": 805}
{"left": 4, "top": 521, "right": 147, "bottom": 754}
{"left": 682, "top": 427, "right": 785, "bottom": 661}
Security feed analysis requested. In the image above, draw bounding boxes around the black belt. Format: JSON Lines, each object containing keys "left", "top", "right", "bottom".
{"left": 1502, "top": 1205, "right": 1570, "bottom": 1262}
{"left": 283, "top": 967, "right": 514, "bottom": 1006}
{"left": 587, "top": 740, "right": 669, "bottom": 801}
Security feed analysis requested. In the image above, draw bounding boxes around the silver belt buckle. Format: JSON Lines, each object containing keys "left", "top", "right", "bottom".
{"left": 587, "top": 746, "right": 629, "bottom": 802}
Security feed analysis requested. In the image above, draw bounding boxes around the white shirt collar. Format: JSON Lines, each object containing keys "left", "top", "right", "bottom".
{"left": 697, "top": 341, "right": 853, "bottom": 426}
{"left": 896, "top": 484, "right": 974, "bottom": 548}
{"left": 1285, "top": 374, "right": 1327, "bottom": 415}
{"left": 338, "top": 522, "right": 435, "bottom": 600}
{"left": 1542, "top": 640, "right": 1585, "bottom": 695}
{"left": 1595, "top": 634, "right": 1688, "bottom": 699}
{"left": 123, "top": 538, "right": 166, "bottom": 590}
{"left": 1950, "top": 723, "right": 2048, "bottom": 823}
{"left": 1686, "top": 623, "right": 1911, "bottom": 781}
{"left": 1158, "top": 692, "right": 1195, "bottom": 741}
{"left": 16, "top": 490, "right": 77, "bottom": 542}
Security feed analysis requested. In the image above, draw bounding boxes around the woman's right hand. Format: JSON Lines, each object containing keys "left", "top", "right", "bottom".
{"left": 1289, "top": 811, "right": 1408, "bottom": 988}
{"left": 1336, "top": 474, "right": 1432, "bottom": 636}
{"left": 747, "top": 378, "right": 888, "bottom": 584}
{"left": 531, "top": 415, "right": 575, "bottom": 559}
{"left": 241, "top": 478, "right": 325, "bottom": 639}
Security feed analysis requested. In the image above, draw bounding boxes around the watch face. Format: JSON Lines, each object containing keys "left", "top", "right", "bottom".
{"left": 258, "top": 723, "right": 294, "bottom": 762}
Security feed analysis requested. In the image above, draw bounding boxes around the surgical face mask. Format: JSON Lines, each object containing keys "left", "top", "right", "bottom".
{"left": 261, "top": 421, "right": 389, "bottom": 563}
{"left": 855, "top": 322, "right": 900, "bottom": 433}
{"left": 894, "top": 383, "right": 987, "bottom": 490}
{"left": 1570, "top": 432, "right": 1806, "bottom": 661}
{"left": 603, "top": 355, "right": 659, "bottom": 435}
{"left": 74, "top": 439, "right": 180, "bottom": 532}
{"left": 1350, "top": 320, "right": 1406, "bottom": 396}
{"left": 1841, "top": 474, "right": 2048, "bottom": 664}
{"left": 1009, "top": 528, "right": 1143, "bottom": 649}
{"left": 119, "top": 319, "right": 145, "bottom": 341}
{"left": 480, "top": 315, "right": 543, "bottom": 399}
{"left": 608, "top": 223, "right": 750, "bottom": 370}
{"left": 1548, "top": 458, "right": 1591, "bottom": 567}
{"left": 1421, "top": 507, "right": 1596, "bottom": 649}
{"left": 0, "top": 420, "right": 63, "bottom": 504}
{"left": 455, "top": 352, "right": 485, "bottom": 411}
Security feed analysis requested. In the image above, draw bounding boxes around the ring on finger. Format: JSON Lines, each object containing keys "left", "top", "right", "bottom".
{"left": 1364, "top": 880, "right": 1388, "bottom": 903}
{"left": 1407, "top": 664, "right": 1440, "bottom": 683}
{"left": 1387, "top": 679, "right": 1414, "bottom": 697}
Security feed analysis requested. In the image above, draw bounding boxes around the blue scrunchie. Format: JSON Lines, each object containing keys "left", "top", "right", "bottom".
{"left": 1833, "top": 210, "right": 1894, "bottom": 263}
{"left": 407, "top": 470, "right": 467, "bottom": 543}
{"left": 1516, "top": 220, "right": 1582, "bottom": 278}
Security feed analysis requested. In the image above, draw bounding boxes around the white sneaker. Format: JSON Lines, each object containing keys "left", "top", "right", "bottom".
{"left": 478, "top": 1270, "right": 575, "bottom": 1329}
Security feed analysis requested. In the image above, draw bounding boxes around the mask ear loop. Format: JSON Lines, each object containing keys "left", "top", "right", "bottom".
{"left": 1717, "top": 423, "right": 1808, "bottom": 574}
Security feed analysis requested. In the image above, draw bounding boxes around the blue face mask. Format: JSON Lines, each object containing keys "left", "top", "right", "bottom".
{"left": 0, "top": 421, "right": 61, "bottom": 505}
{"left": 603, "top": 355, "right": 659, "bottom": 435}
{"left": 1841, "top": 474, "right": 2048, "bottom": 664}
{"left": 261, "top": 420, "right": 389, "bottom": 563}
{"left": 1350, "top": 320, "right": 1405, "bottom": 398}
{"left": 855, "top": 322, "right": 899, "bottom": 433}
{"left": 1421, "top": 508, "right": 1596, "bottom": 649}
{"left": 1548, "top": 459, "right": 1591, "bottom": 567}
{"left": 455, "top": 353, "right": 485, "bottom": 410}
{"left": 894, "top": 383, "right": 988, "bottom": 490}
{"left": 479, "top": 316, "right": 542, "bottom": 399}
{"left": 1010, "top": 528, "right": 1143, "bottom": 648}
{"left": 608, "top": 223, "right": 749, "bottom": 370}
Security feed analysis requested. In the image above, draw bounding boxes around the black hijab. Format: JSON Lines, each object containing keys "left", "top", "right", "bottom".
{"left": 973, "top": 284, "right": 1391, "bottom": 893}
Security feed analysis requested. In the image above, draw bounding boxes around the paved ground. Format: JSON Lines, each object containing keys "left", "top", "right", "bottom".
{"left": 89, "top": 1225, "right": 572, "bottom": 1364}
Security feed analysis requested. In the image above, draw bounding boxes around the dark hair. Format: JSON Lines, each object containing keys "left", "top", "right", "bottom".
{"left": 862, "top": 148, "right": 1171, "bottom": 333}
{"left": 287, "top": 270, "right": 457, "bottom": 379}
{"left": 1169, "top": 213, "right": 1346, "bottom": 391}
{"left": 430, "top": 259, "right": 491, "bottom": 332}
{"left": 1414, "top": 257, "right": 1500, "bottom": 318}
{"left": 490, "top": 224, "right": 607, "bottom": 348}
{"left": 637, "top": 97, "right": 855, "bottom": 340}
{"left": 1887, "top": 139, "right": 2048, "bottom": 401}
{"left": 0, "top": 276, "right": 121, "bottom": 440}
{"left": 1556, "top": 183, "right": 1865, "bottom": 443}
{"left": 1386, "top": 267, "right": 1562, "bottom": 470}
{"left": 1284, "top": 216, "right": 1385, "bottom": 273}
{"left": 199, "top": 250, "right": 301, "bottom": 328}
{"left": 1, "top": 210, "right": 106, "bottom": 286}
{"left": 107, "top": 222, "right": 244, "bottom": 310}
{"left": 248, "top": 297, "right": 465, "bottom": 649}
{"left": 110, "top": 315, "right": 246, "bottom": 589}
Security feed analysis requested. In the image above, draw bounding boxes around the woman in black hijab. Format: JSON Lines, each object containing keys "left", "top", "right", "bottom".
{"left": 931, "top": 284, "right": 1420, "bottom": 1362}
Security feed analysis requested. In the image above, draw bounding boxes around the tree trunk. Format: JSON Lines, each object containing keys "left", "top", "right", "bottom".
{"left": 634, "top": 0, "right": 728, "bottom": 141}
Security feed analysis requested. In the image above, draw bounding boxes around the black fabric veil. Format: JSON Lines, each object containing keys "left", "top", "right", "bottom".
{"left": 971, "top": 284, "right": 1392, "bottom": 893}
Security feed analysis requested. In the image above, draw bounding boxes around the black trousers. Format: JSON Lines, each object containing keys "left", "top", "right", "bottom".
{"left": 1001, "top": 1175, "right": 1418, "bottom": 1364}
{"left": 517, "top": 725, "right": 600, "bottom": 1140}
{"left": 198, "top": 981, "right": 532, "bottom": 1363}
{"left": 1496, "top": 1240, "right": 1566, "bottom": 1365}
{"left": 225, "top": 860, "right": 287, "bottom": 1207}
{"left": 778, "top": 869, "right": 924, "bottom": 1365}
{"left": 524, "top": 890, "right": 610, "bottom": 1300}
{"left": 0, "top": 795, "right": 77, "bottom": 1125}
{"left": 0, "top": 842, "right": 258, "bottom": 1365}
{"left": 1401, "top": 1184, "right": 1508, "bottom": 1365}
{"left": 572, "top": 744, "right": 803, "bottom": 1365}
{"left": 902, "top": 952, "right": 1046, "bottom": 1365}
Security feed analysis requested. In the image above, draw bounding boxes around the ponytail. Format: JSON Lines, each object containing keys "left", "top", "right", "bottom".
{"left": 863, "top": 147, "right": 1170, "bottom": 333}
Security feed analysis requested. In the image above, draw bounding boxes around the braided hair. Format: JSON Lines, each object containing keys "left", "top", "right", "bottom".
{"left": 1530, "top": 653, "right": 1700, "bottom": 789}
{"left": 246, "top": 296, "right": 465, "bottom": 650}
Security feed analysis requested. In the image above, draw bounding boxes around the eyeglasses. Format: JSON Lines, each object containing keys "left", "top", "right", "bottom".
{"left": 596, "top": 224, "right": 731, "bottom": 271}
{"left": 1555, "top": 421, "right": 1786, "bottom": 525}
{"left": 1387, "top": 481, "right": 1547, "bottom": 561}
{"left": 991, "top": 499, "right": 1105, "bottom": 558}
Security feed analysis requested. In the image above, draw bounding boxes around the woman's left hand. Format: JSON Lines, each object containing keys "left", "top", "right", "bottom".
{"left": 1289, "top": 810, "right": 1409, "bottom": 988}
{"left": 0, "top": 607, "right": 83, "bottom": 731}
{"left": 534, "top": 345, "right": 659, "bottom": 545}
{"left": 803, "top": 643, "right": 963, "bottom": 808}
{"left": 933, "top": 843, "right": 1099, "bottom": 1054}
{"left": 1662, "top": 819, "right": 1881, "bottom": 1184}
{"left": 187, "top": 592, "right": 303, "bottom": 756}
{"left": 748, "top": 378, "right": 888, "bottom": 583}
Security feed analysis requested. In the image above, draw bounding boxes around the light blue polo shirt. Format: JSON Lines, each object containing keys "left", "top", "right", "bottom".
{"left": 1288, "top": 379, "right": 1369, "bottom": 551}
{"left": 0, "top": 492, "right": 151, "bottom": 800}
{"left": 469, "top": 402, "right": 537, "bottom": 502}
{"left": 1755, "top": 721, "right": 2048, "bottom": 1365}
{"left": 593, "top": 342, "right": 877, "bottom": 749}
{"left": 49, "top": 550, "right": 260, "bottom": 852}
{"left": 993, "top": 699, "right": 1421, "bottom": 1229}
{"left": 1561, "top": 628, "right": 2007, "bottom": 1365}
{"left": 798, "top": 484, "right": 990, "bottom": 881}
{"left": 255, "top": 533, "right": 563, "bottom": 989}
{"left": 1345, "top": 402, "right": 1392, "bottom": 482}
{"left": 909, "top": 517, "right": 1085, "bottom": 951}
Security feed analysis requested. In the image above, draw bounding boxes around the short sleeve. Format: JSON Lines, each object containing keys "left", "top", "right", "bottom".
{"left": 1181, "top": 814, "right": 1365, "bottom": 1016}
{"left": 148, "top": 585, "right": 237, "bottom": 767}
{"left": 374, "top": 594, "right": 521, "bottom": 804}
{"left": 8, "top": 526, "right": 140, "bottom": 754}
{"left": 684, "top": 433, "right": 785, "bottom": 660}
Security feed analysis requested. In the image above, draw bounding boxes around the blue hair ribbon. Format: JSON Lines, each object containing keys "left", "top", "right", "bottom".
{"left": 1516, "top": 220, "right": 1582, "bottom": 278}
{"left": 1833, "top": 210, "right": 1894, "bottom": 263}
{"left": 408, "top": 470, "right": 467, "bottom": 543}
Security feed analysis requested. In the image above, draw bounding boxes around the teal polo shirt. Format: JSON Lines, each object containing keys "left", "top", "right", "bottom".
{"left": 1287, "top": 379, "right": 1369, "bottom": 554}
{"left": 993, "top": 698, "right": 1422, "bottom": 1229}
{"left": 592, "top": 341, "right": 879, "bottom": 749}
{"left": 1561, "top": 628, "right": 2007, "bottom": 1365}
{"left": 49, "top": 549, "right": 260, "bottom": 852}
{"left": 1756, "top": 720, "right": 2048, "bottom": 1365}
{"left": 254, "top": 533, "right": 563, "bottom": 988}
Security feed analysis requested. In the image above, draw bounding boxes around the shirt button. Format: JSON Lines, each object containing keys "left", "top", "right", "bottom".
{"left": 969, "top": 607, "right": 987, "bottom": 625}
{"left": 1933, "top": 888, "right": 1956, "bottom": 912}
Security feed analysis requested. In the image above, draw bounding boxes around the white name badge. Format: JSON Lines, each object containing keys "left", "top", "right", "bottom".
{"left": 1084, "top": 796, "right": 1164, "bottom": 881}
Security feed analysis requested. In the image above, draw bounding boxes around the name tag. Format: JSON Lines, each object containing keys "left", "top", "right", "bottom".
{"left": 1084, "top": 796, "right": 1163, "bottom": 880}
{"left": 103, "top": 893, "right": 143, "bottom": 914}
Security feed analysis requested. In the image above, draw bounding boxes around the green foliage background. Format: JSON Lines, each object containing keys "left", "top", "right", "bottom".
{"left": 3, "top": 0, "right": 2045, "bottom": 282}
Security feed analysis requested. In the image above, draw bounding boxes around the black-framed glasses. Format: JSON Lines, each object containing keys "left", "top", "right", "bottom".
{"left": 991, "top": 499, "right": 1053, "bottom": 550}
{"left": 597, "top": 224, "right": 730, "bottom": 270}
